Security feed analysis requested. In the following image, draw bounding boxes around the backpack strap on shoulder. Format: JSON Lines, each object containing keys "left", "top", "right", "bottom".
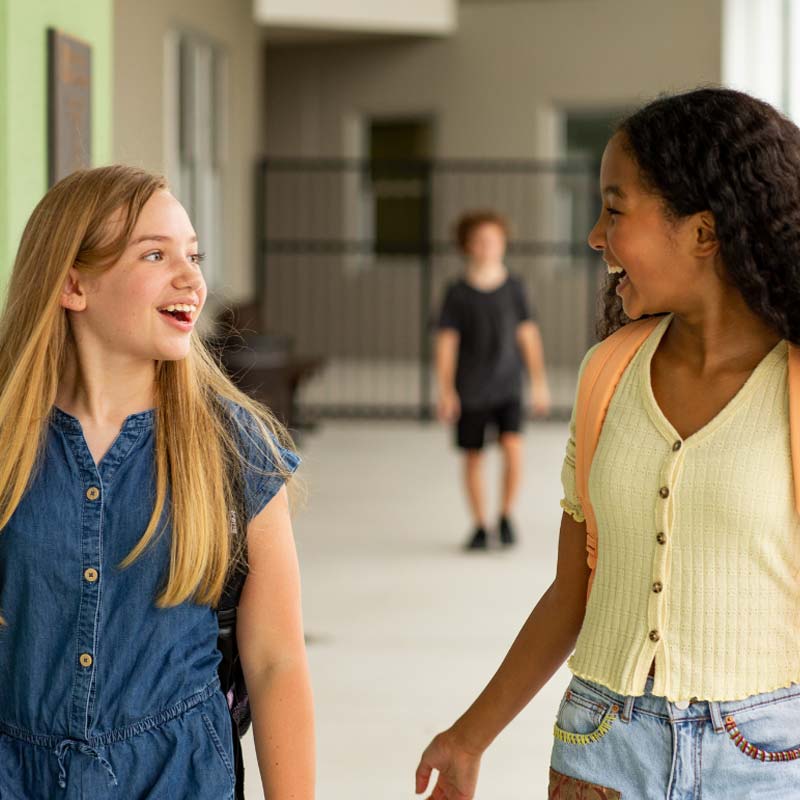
{"left": 575, "top": 317, "right": 661, "bottom": 602}
{"left": 789, "top": 344, "right": 800, "bottom": 517}
{"left": 209, "top": 398, "right": 249, "bottom": 620}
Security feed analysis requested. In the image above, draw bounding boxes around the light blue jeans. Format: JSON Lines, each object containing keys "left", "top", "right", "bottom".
{"left": 549, "top": 673, "right": 800, "bottom": 799}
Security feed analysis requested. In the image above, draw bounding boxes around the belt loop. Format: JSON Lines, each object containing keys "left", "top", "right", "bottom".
{"left": 708, "top": 700, "right": 725, "bottom": 734}
{"left": 620, "top": 693, "right": 636, "bottom": 724}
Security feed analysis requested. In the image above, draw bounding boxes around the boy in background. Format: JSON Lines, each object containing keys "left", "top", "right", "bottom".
{"left": 436, "top": 210, "right": 551, "bottom": 549}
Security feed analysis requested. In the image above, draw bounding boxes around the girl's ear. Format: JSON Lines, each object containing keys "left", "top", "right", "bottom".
{"left": 60, "top": 267, "right": 88, "bottom": 311}
{"left": 693, "top": 211, "right": 719, "bottom": 258}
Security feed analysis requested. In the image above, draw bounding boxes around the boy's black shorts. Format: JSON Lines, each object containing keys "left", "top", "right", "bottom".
{"left": 456, "top": 399, "right": 523, "bottom": 450}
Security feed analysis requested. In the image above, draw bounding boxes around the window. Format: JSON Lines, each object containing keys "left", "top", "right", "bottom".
{"left": 165, "top": 30, "right": 227, "bottom": 288}
{"left": 368, "top": 118, "right": 433, "bottom": 255}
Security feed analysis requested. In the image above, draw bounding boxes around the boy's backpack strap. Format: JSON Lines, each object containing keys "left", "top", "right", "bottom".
{"left": 575, "top": 317, "right": 661, "bottom": 602}
{"left": 789, "top": 344, "right": 800, "bottom": 517}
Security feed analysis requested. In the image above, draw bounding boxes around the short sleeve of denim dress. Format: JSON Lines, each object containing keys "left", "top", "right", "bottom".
{"left": 224, "top": 398, "right": 302, "bottom": 523}
{"left": 0, "top": 400, "right": 300, "bottom": 799}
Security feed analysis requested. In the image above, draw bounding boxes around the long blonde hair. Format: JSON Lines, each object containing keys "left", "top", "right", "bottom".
{"left": 0, "top": 165, "right": 298, "bottom": 625}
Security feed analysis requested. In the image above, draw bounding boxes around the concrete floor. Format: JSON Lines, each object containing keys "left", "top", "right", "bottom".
{"left": 241, "top": 419, "right": 575, "bottom": 799}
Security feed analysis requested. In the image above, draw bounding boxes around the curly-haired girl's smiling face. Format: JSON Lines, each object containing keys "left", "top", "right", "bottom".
{"left": 588, "top": 132, "right": 718, "bottom": 321}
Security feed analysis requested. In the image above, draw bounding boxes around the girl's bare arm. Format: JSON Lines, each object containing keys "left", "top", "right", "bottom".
{"left": 237, "top": 486, "right": 316, "bottom": 798}
{"left": 450, "top": 510, "right": 589, "bottom": 752}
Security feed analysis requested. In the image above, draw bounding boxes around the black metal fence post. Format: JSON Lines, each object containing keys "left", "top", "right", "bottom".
{"left": 254, "top": 158, "right": 268, "bottom": 326}
{"left": 585, "top": 157, "right": 603, "bottom": 350}
{"left": 419, "top": 159, "right": 434, "bottom": 421}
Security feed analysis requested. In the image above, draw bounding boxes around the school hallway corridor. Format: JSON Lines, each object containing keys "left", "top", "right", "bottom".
{"left": 241, "top": 419, "right": 574, "bottom": 799}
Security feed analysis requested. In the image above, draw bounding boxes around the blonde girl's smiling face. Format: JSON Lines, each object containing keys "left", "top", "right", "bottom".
{"left": 587, "top": 132, "right": 711, "bottom": 320}
{"left": 63, "top": 190, "right": 208, "bottom": 361}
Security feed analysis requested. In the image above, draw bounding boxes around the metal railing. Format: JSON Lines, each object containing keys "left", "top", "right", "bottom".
{"left": 254, "top": 157, "right": 603, "bottom": 421}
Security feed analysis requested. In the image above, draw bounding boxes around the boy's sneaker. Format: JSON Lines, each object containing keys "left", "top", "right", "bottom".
{"left": 499, "top": 516, "right": 516, "bottom": 546}
{"left": 464, "top": 526, "right": 488, "bottom": 550}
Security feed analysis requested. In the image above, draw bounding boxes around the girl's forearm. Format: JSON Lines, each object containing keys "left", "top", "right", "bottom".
{"left": 249, "top": 658, "right": 316, "bottom": 798}
{"left": 450, "top": 580, "right": 585, "bottom": 753}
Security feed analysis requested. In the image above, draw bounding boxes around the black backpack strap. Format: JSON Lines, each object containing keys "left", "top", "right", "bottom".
{"left": 216, "top": 400, "right": 249, "bottom": 648}
{"left": 213, "top": 400, "right": 250, "bottom": 800}
{"left": 217, "top": 399, "right": 250, "bottom": 612}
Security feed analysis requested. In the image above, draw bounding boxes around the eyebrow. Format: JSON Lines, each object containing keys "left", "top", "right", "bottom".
{"left": 602, "top": 185, "right": 626, "bottom": 199}
{"left": 130, "top": 234, "right": 199, "bottom": 245}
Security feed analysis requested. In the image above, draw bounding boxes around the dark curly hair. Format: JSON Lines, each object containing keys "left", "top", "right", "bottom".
{"left": 598, "top": 87, "right": 800, "bottom": 344}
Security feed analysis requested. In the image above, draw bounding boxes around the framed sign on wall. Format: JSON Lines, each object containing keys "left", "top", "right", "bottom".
{"left": 48, "top": 28, "right": 92, "bottom": 186}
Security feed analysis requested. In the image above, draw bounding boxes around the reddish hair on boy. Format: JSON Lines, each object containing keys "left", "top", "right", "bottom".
{"left": 454, "top": 210, "right": 511, "bottom": 254}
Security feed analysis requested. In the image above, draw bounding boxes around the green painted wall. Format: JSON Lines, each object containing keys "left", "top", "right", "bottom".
{"left": 0, "top": 2, "right": 9, "bottom": 298}
{"left": 0, "top": 0, "right": 113, "bottom": 297}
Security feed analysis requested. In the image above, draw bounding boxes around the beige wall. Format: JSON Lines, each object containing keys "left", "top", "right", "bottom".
{"left": 263, "top": 0, "right": 723, "bottom": 159}
{"left": 257, "top": 0, "right": 724, "bottom": 374}
{"left": 113, "top": 0, "right": 261, "bottom": 321}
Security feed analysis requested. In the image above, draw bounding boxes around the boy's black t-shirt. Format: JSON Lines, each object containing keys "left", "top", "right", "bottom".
{"left": 437, "top": 274, "right": 536, "bottom": 409}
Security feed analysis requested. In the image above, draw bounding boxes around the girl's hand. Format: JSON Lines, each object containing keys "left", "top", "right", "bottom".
{"left": 415, "top": 728, "right": 482, "bottom": 800}
{"left": 437, "top": 390, "right": 461, "bottom": 424}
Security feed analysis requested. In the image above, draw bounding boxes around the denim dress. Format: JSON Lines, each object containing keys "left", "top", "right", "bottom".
{"left": 0, "top": 400, "right": 300, "bottom": 799}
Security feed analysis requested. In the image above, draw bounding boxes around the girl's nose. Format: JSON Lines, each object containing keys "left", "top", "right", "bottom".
{"left": 176, "top": 259, "right": 204, "bottom": 288}
{"left": 587, "top": 217, "right": 605, "bottom": 252}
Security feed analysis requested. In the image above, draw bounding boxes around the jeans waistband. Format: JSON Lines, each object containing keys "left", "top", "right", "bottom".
{"left": 570, "top": 673, "right": 800, "bottom": 733}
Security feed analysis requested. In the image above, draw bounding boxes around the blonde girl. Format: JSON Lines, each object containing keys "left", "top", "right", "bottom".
{"left": 0, "top": 166, "right": 315, "bottom": 798}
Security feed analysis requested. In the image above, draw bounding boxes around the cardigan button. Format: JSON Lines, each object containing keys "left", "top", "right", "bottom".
{"left": 673, "top": 440, "right": 682, "bottom": 452}
{"left": 649, "top": 630, "right": 661, "bottom": 642}
{"left": 656, "top": 532, "right": 667, "bottom": 545}
{"left": 659, "top": 487, "right": 670, "bottom": 499}
{"left": 652, "top": 582, "right": 663, "bottom": 593}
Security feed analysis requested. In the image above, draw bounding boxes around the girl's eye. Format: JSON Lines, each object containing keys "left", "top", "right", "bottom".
{"left": 143, "top": 250, "right": 206, "bottom": 266}
{"left": 606, "top": 207, "right": 620, "bottom": 216}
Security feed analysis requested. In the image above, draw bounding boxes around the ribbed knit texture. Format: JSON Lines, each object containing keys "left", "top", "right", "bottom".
{"left": 561, "top": 314, "right": 800, "bottom": 702}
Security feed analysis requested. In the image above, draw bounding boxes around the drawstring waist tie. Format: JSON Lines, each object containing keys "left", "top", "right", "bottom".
{"left": 0, "top": 678, "right": 220, "bottom": 792}
{"left": 54, "top": 739, "right": 118, "bottom": 789}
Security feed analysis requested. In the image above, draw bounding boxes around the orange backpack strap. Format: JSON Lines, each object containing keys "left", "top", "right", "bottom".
{"left": 789, "top": 344, "right": 800, "bottom": 517}
{"left": 576, "top": 327, "right": 800, "bottom": 604}
{"left": 575, "top": 317, "right": 661, "bottom": 602}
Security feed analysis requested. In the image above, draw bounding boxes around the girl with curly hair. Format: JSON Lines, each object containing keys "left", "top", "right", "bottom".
{"left": 0, "top": 166, "right": 315, "bottom": 798}
{"left": 415, "top": 87, "right": 800, "bottom": 799}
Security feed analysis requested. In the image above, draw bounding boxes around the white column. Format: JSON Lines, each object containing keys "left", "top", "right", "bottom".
{"left": 722, "top": 0, "right": 786, "bottom": 112}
